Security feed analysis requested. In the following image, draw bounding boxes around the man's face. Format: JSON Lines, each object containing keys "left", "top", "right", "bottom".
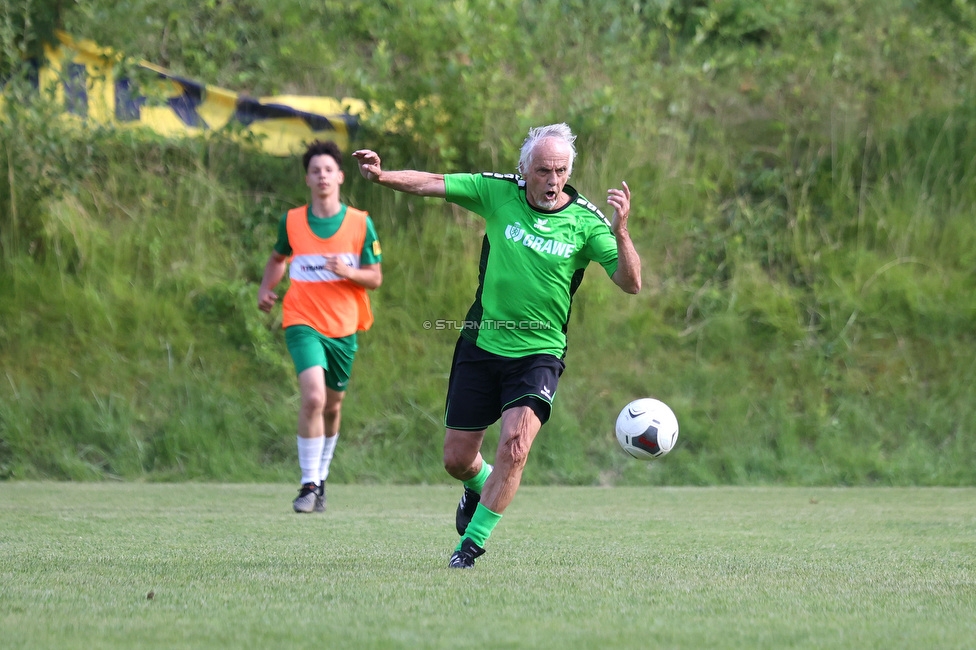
{"left": 306, "top": 154, "right": 344, "bottom": 198}
{"left": 522, "top": 138, "right": 573, "bottom": 211}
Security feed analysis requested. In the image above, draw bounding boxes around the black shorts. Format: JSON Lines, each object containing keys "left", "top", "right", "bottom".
{"left": 444, "top": 336, "right": 566, "bottom": 430}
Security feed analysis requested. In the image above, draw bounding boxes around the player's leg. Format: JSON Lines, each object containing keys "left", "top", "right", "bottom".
{"left": 450, "top": 404, "right": 545, "bottom": 568}
{"left": 450, "top": 353, "right": 563, "bottom": 567}
{"left": 316, "top": 334, "right": 355, "bottom": 512}
{"left": 481, "top": 405, "right": 543, "bottom": 513}
{"left": 323, "top": 387, "right": 345, "bottom": 437}
{"left": 294, "top": 365, "right": 327, "bottom": 512}
{"left": 285, "top": 325, "right": 329, "bottom": 513}
{"left": 444, "top": 427, "right": 492, "bottom": 535}
{"left": 443, "top": 338, "right": 501, "bottom": 538}
{"left": 315, "top": 387, "right": 345, "bottom": 512}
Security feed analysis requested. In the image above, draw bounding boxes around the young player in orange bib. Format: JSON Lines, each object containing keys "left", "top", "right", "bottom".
{"left": 258, "top": 140, "right": 383, "bottom": 513}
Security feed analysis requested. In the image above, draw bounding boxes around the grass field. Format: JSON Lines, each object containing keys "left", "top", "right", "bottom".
{"left": 1, "top": 484, "right": 974, "bottom": 649}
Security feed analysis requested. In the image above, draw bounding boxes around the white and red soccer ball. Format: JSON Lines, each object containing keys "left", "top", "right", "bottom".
{"left": 615, "top": 398, "right": 679, "bottom": 460}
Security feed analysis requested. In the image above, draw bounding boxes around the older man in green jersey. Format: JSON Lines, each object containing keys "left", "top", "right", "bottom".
{"left": 353, "top": 124, "right": 641, "bottom": 568}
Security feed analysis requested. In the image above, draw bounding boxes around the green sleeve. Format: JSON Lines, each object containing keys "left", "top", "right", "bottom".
{"left": 583, "top": 223, "right": 619, "bottom": 277}
{"left": 361, "top": 216, "right": 383, "bottom": 265}
{"left": 273, "top": 213, "right": 291, "bottom": 256}
{"left": 444, "top": 173, "right": 488, "bottom": 216}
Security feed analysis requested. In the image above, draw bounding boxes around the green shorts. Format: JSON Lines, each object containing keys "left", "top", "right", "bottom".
{"left": 285, "top": 325, "right": 358, "bottom": 391}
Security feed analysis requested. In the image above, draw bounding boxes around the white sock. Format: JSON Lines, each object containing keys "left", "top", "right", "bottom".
{"left": 319, "top": 434, "right": 339, "bottom": 484}
{"left": 297, "top": 436, "right": 325, "bottom": 485}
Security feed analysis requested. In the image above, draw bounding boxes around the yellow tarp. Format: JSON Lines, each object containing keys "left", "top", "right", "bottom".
{"left": 6, "top": 31, "right": 368, "bottom": 156}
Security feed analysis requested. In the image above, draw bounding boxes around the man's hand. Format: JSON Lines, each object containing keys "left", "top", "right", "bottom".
{"left": 324, "top": 255, "right": 352, "bottom": 278}
{"left": 352, "top": 150, "right": 382, "bottom": 182}
{"left": 607, "top": 180, "right": 641, "bottom": 294}
{"left": 257, "top": 287, "right": 278, "bottom": 313}
{"left": 257, "top": 253, "right": 288, "bottom": 312}
{"left": 607, "top": 180, "right": 631, "bottom": 235}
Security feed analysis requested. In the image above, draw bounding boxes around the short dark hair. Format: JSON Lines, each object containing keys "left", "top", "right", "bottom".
{"left": 302, "top": 140, "right": 342, "bottom": 172}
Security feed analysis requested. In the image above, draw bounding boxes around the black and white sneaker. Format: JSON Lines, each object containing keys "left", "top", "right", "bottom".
{"left": 455, "top": 487, "right": 480, "bottom": 535}
{"left": 313, "top": 482, "right": 326, "bottom": 513}
{"left": 448, "top": 538, "right": 486, "bottom": 569}
{"left": 292, "top": 482, "right": 318, "bottom": 513}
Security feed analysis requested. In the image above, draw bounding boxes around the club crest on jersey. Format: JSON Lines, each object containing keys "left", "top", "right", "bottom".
{"left": 505, "top": 222, "right": 526, "bottom": 242}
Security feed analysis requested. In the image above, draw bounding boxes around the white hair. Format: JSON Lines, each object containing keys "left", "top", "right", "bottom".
{"left": 517, "top": 123, "right": 577, "bottom": 176}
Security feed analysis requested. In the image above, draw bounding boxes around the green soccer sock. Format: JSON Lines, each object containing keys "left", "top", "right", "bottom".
{"left": 462, "top": 461, "right": 493, "bottom": 493}
{"left": 457, "top": 503, "right": 502, "bottom": 550}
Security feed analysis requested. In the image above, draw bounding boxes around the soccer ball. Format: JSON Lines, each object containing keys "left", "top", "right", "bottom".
{"left": 615, "top": 398, "right": 679, "bottom": 460}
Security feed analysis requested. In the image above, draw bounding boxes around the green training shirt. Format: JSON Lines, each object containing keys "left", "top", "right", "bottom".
{"left": 444, "top": 172, "right": 619, "bottom": 358}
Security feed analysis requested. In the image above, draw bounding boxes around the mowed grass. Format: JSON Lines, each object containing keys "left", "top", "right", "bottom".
{"left": 1, "top": 484, "right": 974, "bottom": 649}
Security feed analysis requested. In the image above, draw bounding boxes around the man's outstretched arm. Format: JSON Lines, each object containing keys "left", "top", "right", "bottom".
{"left": 352, "top": 149, "right": 447, "bottom": 197}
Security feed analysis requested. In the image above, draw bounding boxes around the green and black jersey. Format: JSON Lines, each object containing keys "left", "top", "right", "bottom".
{"left": 444, "top": 172, "right": 619, "bottom": 359}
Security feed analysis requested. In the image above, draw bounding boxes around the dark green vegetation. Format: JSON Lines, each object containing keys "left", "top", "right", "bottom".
{"left": 2, "top": 484, "right": 975, "bottom": 649}
{"left": 1, "top": 1, "right": 975, "bottom": 484}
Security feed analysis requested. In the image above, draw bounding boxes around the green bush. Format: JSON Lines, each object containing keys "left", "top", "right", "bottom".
{"left": 1, "top": 0, "right": 974, "bottom": 484}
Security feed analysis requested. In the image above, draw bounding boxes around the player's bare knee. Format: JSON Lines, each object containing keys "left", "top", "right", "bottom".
{"left": 443, "top": 450, "right": 476, "bottom": 479}
{"left": 323, "top": 401, "right": 342, "bottom": 420}
{"left": 442, "top": 453, "right": 465, "bottom": 478}
{"left": 300, "top": 395, "right": 326, "bottom": 418}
